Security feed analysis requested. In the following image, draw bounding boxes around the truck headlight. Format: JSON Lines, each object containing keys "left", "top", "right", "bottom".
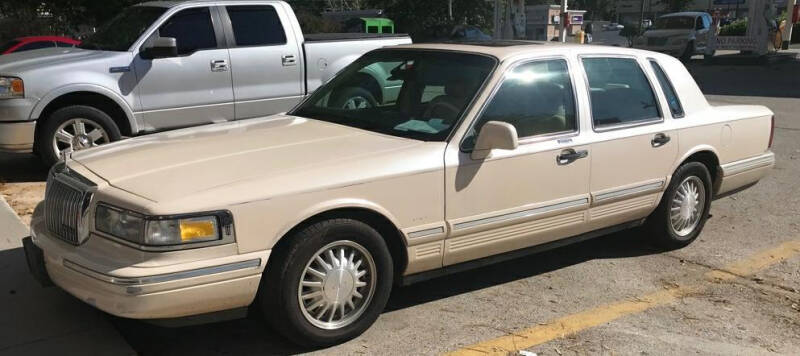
{"left": 0, "top": 76, "right": 24, "bottom": 99}
{"left": 95, "top": 204, "right": 231, "bottom": 247}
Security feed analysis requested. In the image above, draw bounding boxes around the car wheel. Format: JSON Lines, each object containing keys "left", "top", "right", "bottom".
{"left": 646, "top": 162, "right": 713, "bottom": 249}
{"left": 680, "top": 41, "right": 695, "bottom": 62}
{"left": 330, "top": 87, "right": 377, "bottom": 110}
{"left": 260, "top": 218, "right": 393, "bottom": 347}
{"left": 37, "top": 105, "right": 121, "bottom": 166}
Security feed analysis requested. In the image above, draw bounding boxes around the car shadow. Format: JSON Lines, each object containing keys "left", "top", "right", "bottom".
{"left": 0, "top": 152, "right": 48, "bottom": 183}
{"left": 110, "top": 228, "right": 663, "bottom": 355}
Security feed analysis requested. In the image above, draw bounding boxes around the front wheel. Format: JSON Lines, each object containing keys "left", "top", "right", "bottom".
{"left": 260, "top": 218, "right": 393, "bottom": 347}
{"left": 646, "top": 162, "right": 713, "bottom": 249}
{"left": 37, "top": 105, "right": 121, "bottom": 166}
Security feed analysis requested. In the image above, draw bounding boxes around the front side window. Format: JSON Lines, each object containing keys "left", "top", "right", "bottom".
{"left": 582, "top": 57, "right": 659, "bottom": 128}
{"left": 649, "top": 60, "right": 684, "bottom": 118}
{"left": 159, "top": 7, "right": 217, "bottom": 55}
{"left": 291, "top": 50, "right": 495, "bottom": 141}
{"left": 226, "top": 5, "right": 287, "bottom": 46}
{"left": 471, "top": 59, "right": 577, "bottom": 143}
{"left": 654, "top": 16, "right": 694, "bottom": 30}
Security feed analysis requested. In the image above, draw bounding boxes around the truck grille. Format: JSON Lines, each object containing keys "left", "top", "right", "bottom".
{"left": 45, "top": 166, "right": 94, "bottom": 245}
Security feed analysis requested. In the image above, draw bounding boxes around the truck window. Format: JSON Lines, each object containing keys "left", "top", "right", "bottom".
{"left": 226, "top": 5, "right": 287, "bottom": 46}
{"left": 582, "top": 57, "right": 660, "bottom": 128}
{"left": 367, "top": 26, "right": 379, "bottom": 33}
{"left": 159, "top": 7, "right": 217, "bottom": 55}
{"left": 382, "top": 26, "right": 393, "bottom": 33}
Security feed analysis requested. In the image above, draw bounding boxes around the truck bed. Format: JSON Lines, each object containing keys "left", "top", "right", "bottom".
{"left": 304, "top": 33, "right": 410, "bottom": 42}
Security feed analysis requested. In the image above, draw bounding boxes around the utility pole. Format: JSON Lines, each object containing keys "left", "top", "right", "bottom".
{"left": 559, "top": 0, "right": 568, "bottom": 42}
{"left": 494, "top": 0, "right": 501, "bottom": 39}
{"left": 449, "top": 0, "right": 453, "bottom": 21}
{"left": 639, "top": 0, "right": 645, "bottom": 35}
{"left": 783, "top": 0, "right": 796, "bottom": 49}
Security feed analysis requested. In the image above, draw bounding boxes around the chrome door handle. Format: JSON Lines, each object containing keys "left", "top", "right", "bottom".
{"left": 282, "top": 54, "right": 297, "bottom": 66}
{"left": 651, "top": 133, "right": 671, "bottom": 147}
{"left": 210, "top": 59, "right": 229, "bottom": 72}
{"left": 557, "top": 148, "right": 588, "bottom": 165}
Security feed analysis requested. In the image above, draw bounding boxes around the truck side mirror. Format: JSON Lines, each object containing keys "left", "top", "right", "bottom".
{"left": 141, "top": 37, "right": 178, "bottom": 59}
{"left": 470, "top": 121, "right": 519, "bottom": 160}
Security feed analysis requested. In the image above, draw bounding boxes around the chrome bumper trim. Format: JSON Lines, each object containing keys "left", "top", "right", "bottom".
{"left": 720, "top": 152, "right": 775, "bottom": 177}
{"left": 63, "top": 258, "right": 262, "bottom": 286}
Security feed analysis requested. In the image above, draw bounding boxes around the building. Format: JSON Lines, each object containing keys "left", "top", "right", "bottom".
{"left": 525, "top": 5, "right": 587, "bottom": 41}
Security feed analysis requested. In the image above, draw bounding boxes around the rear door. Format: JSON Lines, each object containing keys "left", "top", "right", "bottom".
{"left": 580, "top": 55, "right": 678, "bottom": 229}
{"left": 221, "top": 4, "right": 304, "bottom": 119}
{"left": 134, "top": 6, "right": 235, "bottom": 130}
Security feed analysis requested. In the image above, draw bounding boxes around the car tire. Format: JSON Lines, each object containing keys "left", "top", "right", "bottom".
{"left": 329, "top": 87, "right": 377, "bottom": 110}
{"left": 260, "top": 218, "right": 393, "bottom": 347}
{"left": 37, "top": 105, "right": 121, "bottom": 166}
{"left": 680, "top": 41, "right": 695, "bottom": 62}
{"left": 646, "top": 162, "right": 713, "bottom": 249}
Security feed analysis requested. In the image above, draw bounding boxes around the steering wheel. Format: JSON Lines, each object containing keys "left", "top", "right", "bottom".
{"left": 422, "top": 100, "right": 461, "bottom": 121}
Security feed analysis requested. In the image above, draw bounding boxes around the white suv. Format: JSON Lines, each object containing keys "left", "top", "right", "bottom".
{"left": 633, "top": 12, "right": 713, "bottom": 61}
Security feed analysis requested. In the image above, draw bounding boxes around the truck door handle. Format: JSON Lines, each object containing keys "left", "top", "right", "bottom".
{"left": 282, "top": 54, "right": 297, "bottom": 66}
{"left": 651, "top": 133, "right": 671, "bottom": 147}
{"left": 210, "top": 59, "right": 229, "bottom": 72}
{"left": 557, "top": 149, "right": 588, "bottom": 165}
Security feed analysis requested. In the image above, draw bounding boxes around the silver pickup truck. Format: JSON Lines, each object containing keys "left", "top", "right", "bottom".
{"left": 0, "top": 0, "right": 410, "bottom": 164}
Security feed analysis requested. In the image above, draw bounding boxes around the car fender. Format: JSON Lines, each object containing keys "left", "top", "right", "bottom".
{"left": 30, "top": 84, "right": 138, "bottom": 133}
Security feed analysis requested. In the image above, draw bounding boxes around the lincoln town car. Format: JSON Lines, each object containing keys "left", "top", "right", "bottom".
{"left": 24, "top": 42, "right": 775, "bottom": 346}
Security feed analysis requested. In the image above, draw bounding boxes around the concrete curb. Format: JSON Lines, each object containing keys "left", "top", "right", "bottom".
{"left": 0, "top": 195, "right": 136, "bottom": 355}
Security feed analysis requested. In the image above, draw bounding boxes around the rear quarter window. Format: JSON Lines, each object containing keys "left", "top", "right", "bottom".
{"left": 649, "top": 60, "right": 684, "bottom": 118}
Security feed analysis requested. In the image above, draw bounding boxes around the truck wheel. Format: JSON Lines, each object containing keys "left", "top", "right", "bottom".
{"left": 37, "top": 105, "right": 121, "bottom": 166}
{"left": 260, "top": 218, "right": 393, "bottom": 347}
{"left": 330, "top": 87, "right": 377, "bottom": 110}
{"left": 646, "top": 162, "right": 712, "bottom": 249}
{"left": 680, "top": 41, "right": 695, "bottom": 62}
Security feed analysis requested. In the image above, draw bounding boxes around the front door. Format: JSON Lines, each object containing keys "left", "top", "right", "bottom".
{"left": 444, "top": 58, "right": 591, "bottom": 266}
{"left": 222, "top": 5, "right": 304, "bottom": 119}
{"left": 134, "top": 6, "right": 234, "bottom": 131}
{"left": 579, "top": 56, "right": 678, "bottom": 229}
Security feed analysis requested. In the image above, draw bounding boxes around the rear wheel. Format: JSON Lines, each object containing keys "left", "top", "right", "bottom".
{"left": 260, "top": 218, "right": 393, "bottom": 347}
{"left": 329, "top": 87, "right": 377, "bottom": 110}
{"left": 37, "top": 105, "right": 121, "bottom": 166}
{"left": 646, "top": 162, "right": 713, "bottom": 249}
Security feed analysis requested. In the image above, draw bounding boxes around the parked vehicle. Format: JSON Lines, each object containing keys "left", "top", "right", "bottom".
{"left": 633, "top": 12, "right": 714, "bottom": 61}
{"left": 344, "top": 17, "right": 395, "bottom": 34}
{"left": 0, "top": 36, "right": 80, "bottom": 55}
{"left": 604, "top": 22, "right": 624, "bottom": 31}
{"left": 25, "top": 42, "right": 775, "bottom": 346}
{"left": 0, "top": 0, "right": 410, "bottom": 165}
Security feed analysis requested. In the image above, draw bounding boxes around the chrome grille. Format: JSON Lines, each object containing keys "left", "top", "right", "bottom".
{"left": 44, "top": 164, "right": 94, "bottom": 245}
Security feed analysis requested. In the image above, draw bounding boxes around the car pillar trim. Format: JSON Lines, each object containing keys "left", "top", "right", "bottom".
{"left": 720, "top": 152, "right": 775, "bottom": 177}
{"left": 453, "top": 198, "right": 590, "bottom": 231}
{"left": 62, "top": 258, "right": 262, "bottom": 287}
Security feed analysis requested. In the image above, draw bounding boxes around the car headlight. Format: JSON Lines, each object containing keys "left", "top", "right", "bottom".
{"left": 0, "top": 76, "right": 24, "bottom": 99}
{"left": 95, "top": 204, "right": 231, "bottom": 247}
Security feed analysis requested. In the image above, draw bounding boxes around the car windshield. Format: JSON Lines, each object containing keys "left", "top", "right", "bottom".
{"left": 291, "top": 50, "right": 496, "bottom": 141}
{"left": 0, "top": 40, "right": 20, "bottom": 53}
{"left": 78, "top": 6, "right": 167, "bottom": 51}
{"left": 654, "top": 16, "right": 694, "bottom": 29}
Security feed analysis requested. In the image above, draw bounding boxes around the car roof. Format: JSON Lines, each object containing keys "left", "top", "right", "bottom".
{"left": 659, "top": 12, "right": 707, "bottom": 18}
{"left": 388, "top": 41, "right": 665, "bottom": 61}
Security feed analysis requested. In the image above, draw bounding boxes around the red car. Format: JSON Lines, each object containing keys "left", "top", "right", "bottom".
{"left": 0, "top": 36, "right": 81, "bottom": 55}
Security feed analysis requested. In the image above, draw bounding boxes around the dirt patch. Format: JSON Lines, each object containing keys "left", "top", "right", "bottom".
{"left": 0, "top": 182, "right": 45, "bottom": 225}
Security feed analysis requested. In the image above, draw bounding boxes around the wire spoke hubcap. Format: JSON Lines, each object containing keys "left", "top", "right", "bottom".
{"left": 298, "top": 240, "right": 376, "bottom": 330}
{"left": 342, "top": 96, "right": 369, "bottom": 110}
{"left": 52, "top": 118, "right": 110, "bottom": 159}
{"left": 669, "top": 176, "right": 705, "bottom": 237}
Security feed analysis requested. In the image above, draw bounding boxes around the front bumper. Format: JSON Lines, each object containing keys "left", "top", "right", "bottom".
{"left": 27, "top": 216, "right": 270, "bottom": 319}
{"left": 0, "top": 120, "right": 36, "bottom": 152}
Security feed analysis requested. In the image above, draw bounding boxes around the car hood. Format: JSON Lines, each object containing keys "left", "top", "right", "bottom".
{"left": 71, "top": 115, "right": 430, "bottom": 205}
{"left": 0, "top": 47, "right": 115, "bottom": 74}
{"left": 643, "top": 29, "right": 692, "bottom": 38}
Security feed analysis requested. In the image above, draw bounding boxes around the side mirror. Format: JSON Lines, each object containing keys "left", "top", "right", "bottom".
{"left": 470, "top": 121, "right": 519, "bottom": 160}
{"left": 141, "top": 37, "right": 178, "bottom": 59}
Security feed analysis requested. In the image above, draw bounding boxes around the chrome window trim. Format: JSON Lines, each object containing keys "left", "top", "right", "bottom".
{"left": 647, "top": 58, "right": 685, "bottom": 119}
{"left": 459, "top": 55, "right": 581, "bottom": 152}
{"left": 720, "top": 152, "right": 775, "bottom": 177}
{"left": 407, "top": 226, "right": 445, "bottom": 239}
{"left": 63, "top": 258, "right": 262, "bottom": 286}
{"left": 453, "top": 197, "right": 589, "bottom": 231}
{"left": 577, "top": 54, "right": 665, "bottom": 133}
{"left": 593, "top": 180, "right": 666, "bottom": 204}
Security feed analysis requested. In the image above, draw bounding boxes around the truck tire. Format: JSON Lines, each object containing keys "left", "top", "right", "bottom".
{"left": 646, "top": 162, "right": 713, "bottom": 249}
{"left": 329, "top": 87, "right": 377, "bottom": 110}
{"left": 37, "top": 105, "right": 122, "bottom": 166}
{"left": 260, "top": 218, "right": 393, "bottom": 347}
